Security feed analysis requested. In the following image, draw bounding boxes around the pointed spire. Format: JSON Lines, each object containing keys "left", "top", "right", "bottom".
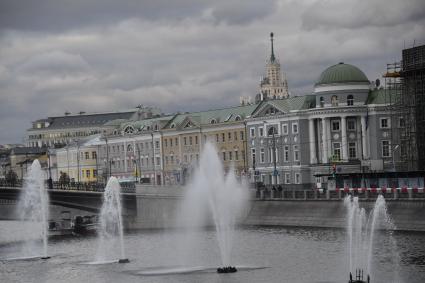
{"left": 270, "top": 32, "right": 275, "bottom": 62}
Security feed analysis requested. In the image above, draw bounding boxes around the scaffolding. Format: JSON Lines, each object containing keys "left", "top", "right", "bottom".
{"left": 402, "top": 45, "right": 425, "bottom": 170}
{"left": 383, "top": 62, "right": 406, "bottom": 171}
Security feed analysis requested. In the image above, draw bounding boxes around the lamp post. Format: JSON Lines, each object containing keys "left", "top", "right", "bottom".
{"left": 392, "top": 144, "right": 400, "bottom": 172}
{"left": 151, "top": 132, "right": 156, "bottom": 186}
{"left": 243, "top": 121, "right": 248, "bottom": 175}
{"left": 264, "top": 121, "right": 278, "bottom": 185}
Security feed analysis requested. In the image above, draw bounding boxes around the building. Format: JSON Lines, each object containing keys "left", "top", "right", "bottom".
{"left": 247, "top": 62, "right": 403, "bottom": 189}
{"left": 161, "top": 105, "right": 256, "bottom": 185}
{"left": 257, "top": 32, "right": 289, "bottom": 102}
{"left": 56, "top": 137, "right": 102, "bottom": 183}
{"left": 26, "top": 106, "right": 161, "bottom": 148}
{"left": 402, "top": 45, "right": 425, "bottom": 170}
{"left": 241, "top": 33, "right": 289, "bottom": 105}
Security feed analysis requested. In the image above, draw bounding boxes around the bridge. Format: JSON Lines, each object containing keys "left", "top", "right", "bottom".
{"left": 0, "top": 182, "right": 137, "bottom": 220}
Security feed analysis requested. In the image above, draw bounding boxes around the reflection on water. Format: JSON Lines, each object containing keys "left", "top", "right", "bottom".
{"left": 1, "top": 222, "right": 425, "bottom": 283}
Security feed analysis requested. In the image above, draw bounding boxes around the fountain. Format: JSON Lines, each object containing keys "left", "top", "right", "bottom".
{"left": 178, "top": 142, "right": 248, "bottom": 273}
{"left": 93, "top": 177, "right": 128, "bottom": 264}
{"left": 344, "top": 194, "right": 397, "bottom": 282}
{"left": 16, "top": 159, "right": 50, "bottom": 260}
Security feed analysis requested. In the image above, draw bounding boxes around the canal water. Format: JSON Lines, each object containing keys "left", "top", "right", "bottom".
{"left": 1, "top": 221, "right": 425, "bottom": 283}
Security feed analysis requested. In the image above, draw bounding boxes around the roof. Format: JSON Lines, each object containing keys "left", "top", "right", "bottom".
{"left": 164, "top": 104, "right": 258, "bottom": 129}
{"left": 10, "top": 147, "right": 47, "bottom": 155}
{"left": 366, "top": 88, "right": 399, "bottom": 105}
{"left": 315, "top": 62, "right": 369, "bottom": 86}
{"left": 251, "top": 95, "right": 316, "bottom": 117}
{"left": 30, "top": 111, "right": 137, "bottom": 130}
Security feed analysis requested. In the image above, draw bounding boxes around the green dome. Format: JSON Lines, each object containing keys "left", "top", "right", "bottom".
{"left": 315, "top": 62, "right": 369, "bottom": 86}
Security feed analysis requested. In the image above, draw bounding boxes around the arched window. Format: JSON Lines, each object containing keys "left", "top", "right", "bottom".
{"left": 154, "top": 124, "right": 159, "bottom": 131}
{"left": 127, "top": 144, "right": 133, "bottom": 152}
{"left": 347, "top": 95, "right": 354, "bottom": 106}
{"left": 124, "top": 126, "right": 135, "bottom": 134}
{"left": 331, "top": 95, "right": 339, "bottom": 107}
{"left": 210, "top": 119, "right": 217, "bottom": 124}
{"left": 268, "top": 126, "right": 277, "bottom": 136}
{"left": 170, "top": 123, "right": 176, "bottom": 129}
{"left": 320, "top": 97, "right": 324, "bottom": 107}
{"left": 235, "top": 115, "right": 241, "bottom": 121}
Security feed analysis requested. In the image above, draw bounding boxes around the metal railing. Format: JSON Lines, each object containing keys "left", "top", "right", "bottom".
{"left": 253, "top": 188, "right": 425, "bottom": 201}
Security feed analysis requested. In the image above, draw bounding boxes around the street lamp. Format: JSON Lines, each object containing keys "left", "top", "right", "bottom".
{"left": 392, "top": 144, "right": 400, "bottom": 172}
{"left": 264, "top": 121, "right": 278, "bottom": 185}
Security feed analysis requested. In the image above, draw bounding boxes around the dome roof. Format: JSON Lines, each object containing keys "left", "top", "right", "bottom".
{"left": 315, "top": 62, "right": 369, "bottom": 86}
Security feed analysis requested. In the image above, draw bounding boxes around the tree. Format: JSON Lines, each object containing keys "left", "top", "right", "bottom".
{"left": 5, "top": 169, "right": 18, "bottom": 186}
{"left": 59, "top": 171, "right": 70, "bottom": 185}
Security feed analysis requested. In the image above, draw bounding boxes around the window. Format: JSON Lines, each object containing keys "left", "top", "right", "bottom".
{"left": 189, "top": 136, "right": 193, "bottom": 145}
{"left": 382, "top": 140, "right": 391, "bottom": 157}
{"left": 235, "top": 115, "right": 241, "bottom": 121}
{"left": 155, "top": 141, "right": 160, "bottom": 149}
{"left": 235, "top": 150, "right": 239, "bottom": 160}
{"left": 320, "top": 97, "right": 324, "bottom": 107}
{"left": 293, "top": 145, "right": 300, "bottom": 161}
{"left": 85, "top": 152, "right": 89, "bottom": 159}
{"left": 165, "top": 139, "right": 168, "bottom": 147}
{"left": 331, "top": 95, "right": 339, "bottom": 106}
{"left": 260, "top": 148, "right": 265, "bottom": 163}
{"left": 222, "top": 152, "right": 226, "bottom": 161}
{"left": 284, "top": 173, "right": 291, "bottom": 184}
{"left": 292, "top": 123, "right": 298, "bottom": 134}
{"left": 250, "top": 128, "right": 255, "bottom": 137}
{"left": 240, "top": 131, "right": 244, "bottom": 141}
{"left": 175, "top": 138, "right": 178, "bottom": 146}
{"left": 251, "top": 148, "right": 256, "bottom": 165}
{"left": 380, "top": 118, "right": 390, "bottom": 129}
{"left": 184, "top": 137, "right": 187, "bottom": 145}
{"left": 332, "top": 120, "right": 340, "bottom": 131}
{"left": 170, "top": 156, "right": 174, "bottom": 164}
{"left": 156, "top": 157, "right": 160, "bottom": 165}
{"left": 210, "top": 119, "right": 217, "bottom": 124}
{"left": 399, "top": 117, "right": 405, "bottom": 128}
{"left": 93, "top": 170, "right": 97, "bottom": 177}
{"left": 282, "top": 124, "right": 288, "bottom": 135}
{"left": 284, "top": 146, "right": 289, "bottom": 162}
{"left": 86, "top": 170, "right": 90, "bottom": 178}
{"left": 228, "top": 132, "right": 232, "bottom": 140}
{"left": 170, "top": 139, "right": 173, "bottom": 147}
{"left": 234, "top": 132, "right": 238, "bottom": 141}
{"left": 295, "top": 173, "right": 301, "bottom": 184}
{"left": 347, "top": 95, "right": 354, "bottom": 106}
{"left": 165, "top": 156, "right": 169, "bottom": 165}
{"left": 333, "top": 142, "right": 341, "bottom": 160}
{"left": 222, "top": 133, "right": 225, "bottom": 142}
{"left": 195, "top": 136, "right": 198, "bottom": 145}
{"left": 349, "top": 142, "right": 356, "bottom": 159}
{"left": 259, "top": 127, "right": 264, "bottom": 137}
{"left": 229, "top": 151, "right": 233, "bottom": 161}
{"left": 127, "top": 144, "right": 133, "bottom": 152}
{"left": 347, "top": 119, "right": 356, "bottom": 131}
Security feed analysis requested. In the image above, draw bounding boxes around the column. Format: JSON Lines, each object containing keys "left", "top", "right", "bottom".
{"left": 341, "top": 116, "right": 348, "bottom": 161}
{"left": 322, "top": 118, "right": 328, "bottom": 163}
{"left": 309, "top": 118, "right": 317, "bottom": 164}
{"left": 361, "top": 115, "right": 368, "bottom": 159}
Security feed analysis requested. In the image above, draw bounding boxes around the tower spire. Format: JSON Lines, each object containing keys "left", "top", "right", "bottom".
{"left": 270, "top": 32, "right": 275, "bottom": 62}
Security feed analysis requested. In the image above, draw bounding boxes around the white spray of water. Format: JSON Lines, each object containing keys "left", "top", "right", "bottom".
{"left": 345, "top": 195, "right": 398, "bottom": 282}
{"left": 177, "top": 142, "right": 249, "bottom": 267}
{"left": 16, "top": 159, "right": 49, "bottom": 258}
{"left": 95, "top": 177, "right": 126, "bottom": 262}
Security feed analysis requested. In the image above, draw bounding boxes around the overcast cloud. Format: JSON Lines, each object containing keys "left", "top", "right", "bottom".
{"left": 0, "top": 0, "right": 424, "bottom": 144}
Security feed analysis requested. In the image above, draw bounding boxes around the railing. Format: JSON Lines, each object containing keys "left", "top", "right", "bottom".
{"left": 0, "top": 180, "right": 136, "bottom": 194}
{"left": 253, "top": 187, "right": 425, "bottom": 201}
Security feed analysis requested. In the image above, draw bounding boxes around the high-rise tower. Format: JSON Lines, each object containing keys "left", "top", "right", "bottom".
{"left": 258, "top": 32, "right": 289, "bottom": 101}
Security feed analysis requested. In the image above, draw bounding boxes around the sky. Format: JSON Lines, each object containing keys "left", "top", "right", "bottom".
{"left": 0, "top": 0, "right": 424, "bottom": 145}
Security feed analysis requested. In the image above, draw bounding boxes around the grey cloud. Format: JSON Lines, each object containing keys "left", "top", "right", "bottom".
{"left": 0, "top": 0, "right": 277, "bottom": 32}
{"left": 302, "top": 0, "right": 425, "bottom": 30}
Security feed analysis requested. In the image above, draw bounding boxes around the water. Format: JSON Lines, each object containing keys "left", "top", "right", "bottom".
{"left": 15, "top": 159, "right": 49, "bottom": 258}
{"left": 1, "top": 223, "right": 425, "bottom": 283}
{"left": 177, "top": 142, "right": 248, "bottom": 268}
{"left": 94, "top": 177, "right": 126, "bottom": 263}
{"left": 345, "top": 195, "right": 399, "bottom": 282}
